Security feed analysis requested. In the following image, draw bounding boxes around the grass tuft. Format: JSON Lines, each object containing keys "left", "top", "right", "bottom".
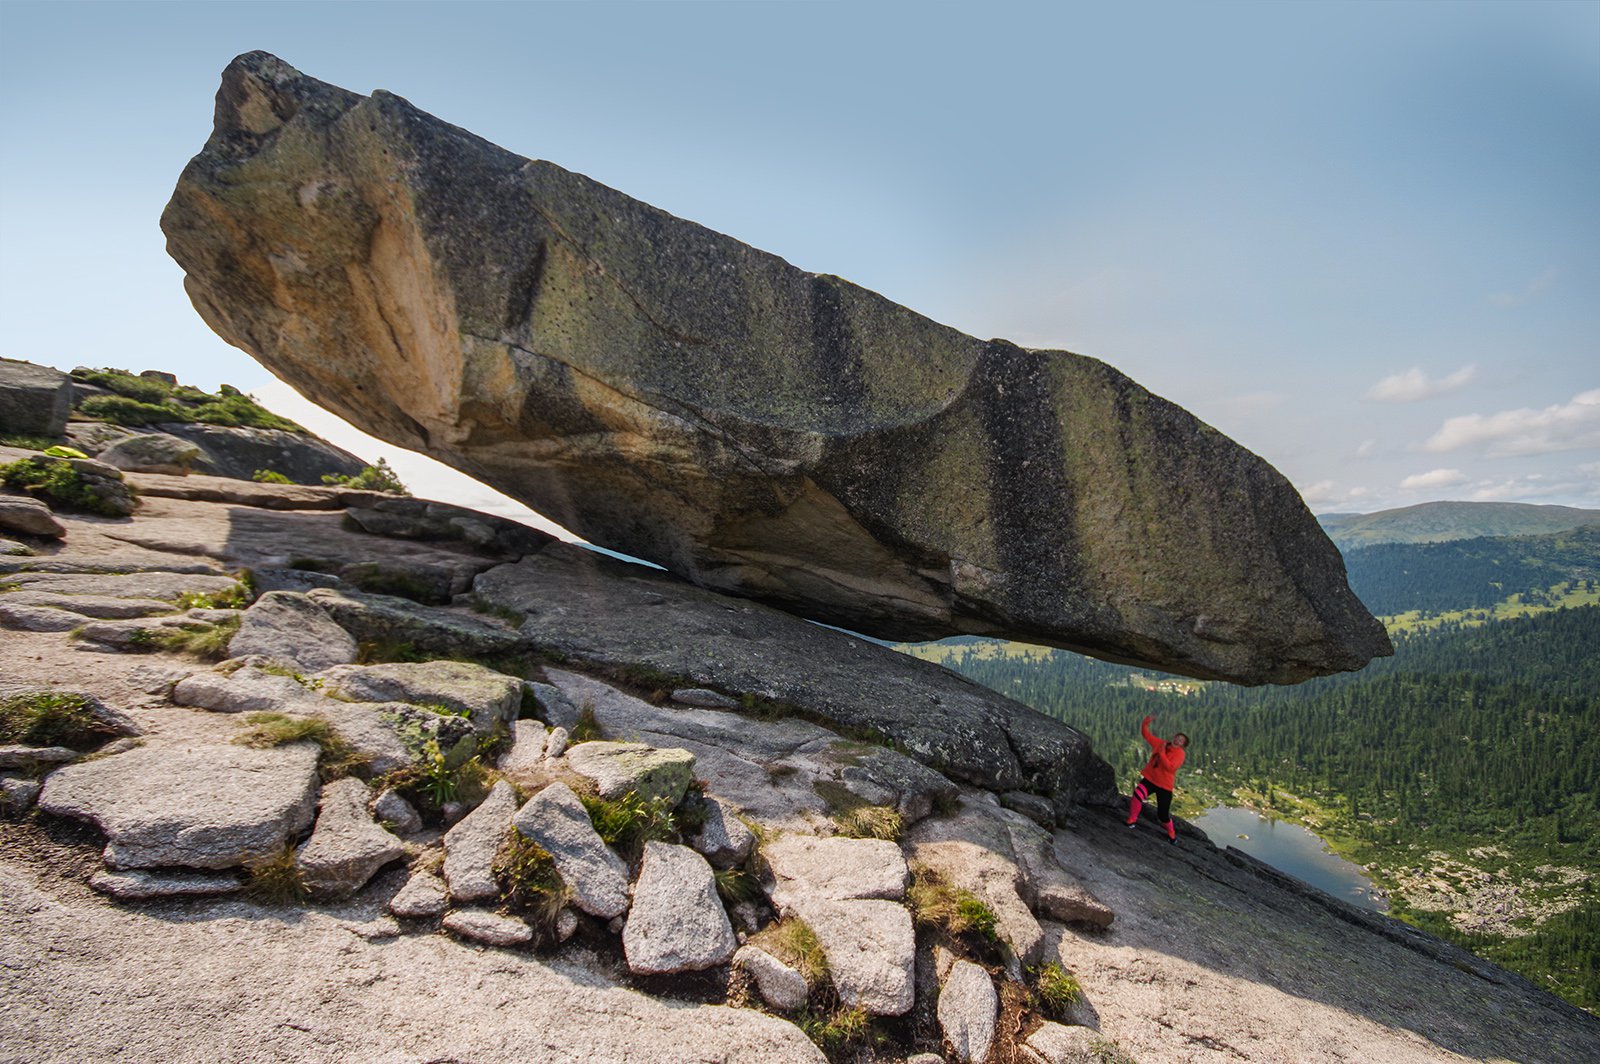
{"left": 233, "top": 712, "right": 367, "bottom": 779}
{"left": 796, "top": 1005, "right": 870, "bottom": 1054}
{"left": 713, "top": 866, "right": 764, "bottom": 906}
{"left": 243, "top": 845, "right": 309, "bottom": 905}
{"left": 579, "top": 789, "right": 679, "bottom": 863}
{"left": 139, "top": 614, "right": 241, "bottom": 660}
{"left": 814, "top": 779, "right": 903, "bottom": 842}
{"left": 1030, "top": 960, "right": 1083, "bottom": 1019}
{"left": 0, "top": 691, "right": 117, "bottom": 749}
{"left": 493, "top": 832, "right": 570, "bottom": 936}
{"left": 907, "top": 865, "right": 1000, "bottom": 946}
{"left": 749, "top": 916, "right": 828, "bottom": 989}
{"left": 568, "top": 704, "right": 603, "bottom": 744}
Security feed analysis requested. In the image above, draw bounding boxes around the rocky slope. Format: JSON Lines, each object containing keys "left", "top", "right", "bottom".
{"left": 1, "top": 458, "right": 1591, "bottom": 1064}
{"left": 160, "top": 51, "right": 1390, "bottom": 686}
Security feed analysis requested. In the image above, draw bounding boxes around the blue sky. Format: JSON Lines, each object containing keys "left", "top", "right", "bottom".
{"left": 2, "top": 0, "right": 1596, "bottom": 523}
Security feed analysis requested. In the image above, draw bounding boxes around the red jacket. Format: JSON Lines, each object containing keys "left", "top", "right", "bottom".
{"left": 1140, "top": 716, "right": 1185, "bottom": 791}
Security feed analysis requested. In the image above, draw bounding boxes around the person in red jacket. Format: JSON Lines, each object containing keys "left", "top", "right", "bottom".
{"left": 1126, "top": 714, "right": 1188, "bottom": 843}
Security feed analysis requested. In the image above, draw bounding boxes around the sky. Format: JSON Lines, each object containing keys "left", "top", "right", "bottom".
{"left": 2, "top": 0, "right": 1596, "bottom": 525}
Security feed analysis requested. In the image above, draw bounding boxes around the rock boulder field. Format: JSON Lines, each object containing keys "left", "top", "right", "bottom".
{"left": 161, "top": 51, "right": 1389, "bottom": 685}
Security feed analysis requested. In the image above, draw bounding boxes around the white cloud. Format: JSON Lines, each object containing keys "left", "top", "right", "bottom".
{"left": 1298, "top": 480, "right": 1370, "bottom": 508}
{"left": 1488, "top": 267, "right": 1559, "bottom": 308}
{"left": 1352, "top": 439, "right": 1379, "bottom": 459}
{"left": 1364, "top": 364, "right": 1478, "bottom": 403}
{"left": 1422, "top": 388, "right": 1600, "bottom": 457}
{"left": 1399, "top": 468, "right": 1468, "bottom": 490}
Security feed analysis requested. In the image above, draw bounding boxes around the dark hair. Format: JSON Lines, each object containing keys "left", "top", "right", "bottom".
{"left": 1173, "top": 732, "right": 1190, "bottom": 747}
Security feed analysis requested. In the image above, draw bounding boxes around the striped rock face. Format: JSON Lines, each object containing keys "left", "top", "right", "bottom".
{"left": 163, "top": 51, "right": 1389, "bottom": 685}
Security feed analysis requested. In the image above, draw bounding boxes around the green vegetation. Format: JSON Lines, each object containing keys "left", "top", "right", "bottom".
{"left": 127, "top": 614, "right": 241, "bottom": 660}
{"left": 175, "top": 581, "right": 252, "bottom": 611}
{"left": 322, "top": 458, "right": 409, "bottom": 495}
{"left": 0, "top": 691, "right": 117, "bottom": 749}
{"left": 713, "top": 865, "right": 763, "bottom": 905}
{"left": 378, "top": 733, "right": 496, "bottom": 814}
{"left": 796, "top": 1005, "right": 870, "bottom": 1055}
{"left": 579, "top": 789, "right": 679, "bottom": 862}
{"left": 244, "top": 845, "right": 309, "bottom": 905}
{"left": 1320, "top": 501, "right": 1600, "bottom": 552}
{"left": 569, "top": 705, "right": 604, "bottom": 744}
{"left": 0, "top": 455, "right": 128, "bottom": 516}
{"left": 0, "top": 433, "right": 60, "bottom": 450}
{"left": 1030, "top": 960, "right": 1083, "bottom": 1019}
{"left": 907, "top": 865, "right": 1000, "bottom": 947}
{"left": 233, "top": 712, "right": 366, "bottom": 779}
{"left": 749, "top": 915, "right": 828, "bottom": 988}
{"left": 252, "top": 469, "right": 292, "bottom": 484}
{"left": 813, "top": 780, "right": 902, "bottom": 841}
{"left": 71, "top": 368, "right": 306, "bottom": 433}
{"left": 493, "top": 832, "right": 570, "bottom": 934}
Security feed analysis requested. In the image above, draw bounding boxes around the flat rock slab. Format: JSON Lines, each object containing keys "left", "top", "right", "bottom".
{"left": 1020, "top": 1021, "right": 1100, "bottom": 1064}
{"left": 938, "top": 959, "right": 998, "bottom": 1064}
{"left": 791, "top": 897, "right": 915, "bottom": 1016}
{"left": 316, "top": 660, "right": 520, "bottom": 734}
{"left": 305, "top": 587, "right": 522, "bottom": 661}
{"left": 89, "top": 868, "right": 242, "bottom": 900}
{"left": 389, "top": 868, "right": 450, "bottom": 918}
{"left": 512, "top": 781, "right": 630, "bottom": 919}
{"left": 442, "top": 909, "right": 533, "bottom": 948}
{"left": 162, "top": 52, "right": 1388, "bottom": 687}
{"left": 763, "top": 835, "right": 908, "bottom": 911}
{"left": 4, "top": 570, "right": 244, "bottom": 603}
{"left": 2, "top": 590, "right": 180, "bottom": 619}
{"left": 296, "top": 778, "right": 405, "bottom": 899}
{"left": 0, "top": 602, "right": 86, "bottom": 632}
{"left": 442, "top": 780, "right": 518, "bottom": 903}
{"left": 564, "top": 741, "right": 695, "bottom": 805}
{"left": 623, "top": 841, "right": 737, "bottom": 975}
{"left": 38, "top": 740, "right": 319, "bottom": 869}
{"left": 228, "top": 591, "right": 357, "bottom": 672}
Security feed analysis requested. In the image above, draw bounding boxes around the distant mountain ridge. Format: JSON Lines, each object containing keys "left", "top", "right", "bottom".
{"left": 1319, "top": 501, "right": 1600, "bottom": 551}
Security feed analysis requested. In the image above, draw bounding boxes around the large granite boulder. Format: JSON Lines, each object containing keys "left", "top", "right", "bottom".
{"left": 163, "top": 52, "right": 1388, "bottom": 686}
{"left": 0, "top": 359, "right": 72, "bottom": 438}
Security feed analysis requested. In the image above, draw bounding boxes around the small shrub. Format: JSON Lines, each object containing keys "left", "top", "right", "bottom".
{"left": 75, "top": 369, "right": 174, "bottom": 404}
{"left": 175, "top": 583, "right": 252, "bottom": 611}
{"left": 797, "top": 1005, "right": 869, "bottom": 1055}
{"left": 379, "top": 734, "right": 494, "bottom": 814}
{"left": 713, "top": 866, "right": 763, "bottom": 906}
{"left": 78, "top": 394, "right": 183, "bottom": 426}
{"left": 1031, "top": 960, "right": 1083, "bottom": 1019}
{"left": 0, "top": 434, "right": 60, "bottom": 450}
{"left": 493, "top": 832, "right": 570, "bottom": 934}
{"left": 0, "top": 456, "right": 129, "bottom": 517}
{"left": 0, "top": 691, "right": 117, "bottom": 749}
{"left": 579, "top": 789, "right": 679, "bottom": 863}
{"left": 252, "top": 469, "right": 292, "bottom": 484}
{"left": 322, "top": 457, "right": 409, "bottom": 495}
{"left": 233, "top": 712, "right": 366, "bottom": 779}
{"left": 569, "top": 705, "right": 603, "bottom": 744}
{"left": 244, "top": 845, "right": 309, "bottom": 905}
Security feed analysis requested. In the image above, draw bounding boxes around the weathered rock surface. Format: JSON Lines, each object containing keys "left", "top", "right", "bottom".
{"left": 485, "top": 547, "right": 1112, "bottom": 803}
{"left": 296, "top": 778, "right": 405, "bottom": 898}
{"left": 735, "top": 945, "right": 809, "bottom": 1011}
{"left": 142, "top": 423, "right": 365, "bottom": 485}
{"left": 564, "top": 741, "right": 695, "bottom": 805}
{"left": 162, "top": 51, "right": 1388, "bottom": 686}
{"left": 306, "top": 587, "right": 522, "bottom": 660}
{"left": 792, "top": 897, "right": 915, "bottom": 1016}
{"left": 38, "top": 740, "right": 319, "bottom": 869}
{"left": 441, "top": 780, "right": 518, "bottom": 902}
{"left": 1, "top": 590, "right": 178, "bottom": 619}
{"left": 372, "top": 787, "right": 423, "bottom": 835}
{"left": 227, "top": 591, "right": 357, "bottom": 672}
{"left": 511, "top": 781, "right": 630, "bottom": 918}
{"left": 1018, "top": 1021, "right": 1100, "bottom": 1064}
{"left": 497, "top": 719, "right": 548, "bottom": 773}
{"left": 388, "top": 867, "right": 450, "bottom": 918}
{"left": 3, "top": 456, "right": 135, "bottom": 518}
{"left": 88, "top": 868, "right": 242, "bottom": 900}
{"left": 0, "top": 745, "right": 79, "bottom": 769}
{"left": 315, "top": 659, "right": 520, "bottom": 734}
{"left": 762, "top": 834, "right": 908, "bottom": 911}
{"left": 687, "top": 794, "right": 755, "bottom": 870}
{"left": 442, "top": 909, "right": 533, "bottom": 948}
{"left": 0, "top": 496, "right": 66, "bottom": 538}
{"left": 622, "top": 841, "right": 737, "bottom": 975}
{"left": 937, "top": 959, "right": 998, "bottom": 1064}
{"left": 0, "top": 358, "right": 72, "bottom": 437}
{"left": 96, "top": 433, "right": 203, "bottom": 476}
{"left": 345, "top": 496, "right": 552, "bottom": 557}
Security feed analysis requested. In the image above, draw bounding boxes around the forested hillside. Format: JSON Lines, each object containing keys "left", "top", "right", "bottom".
{"left": 1319, "top": 501, "right": 1600, "bottom": 551}
{"left": 904, "top": 604, "right": 1600, "bottom": 1010}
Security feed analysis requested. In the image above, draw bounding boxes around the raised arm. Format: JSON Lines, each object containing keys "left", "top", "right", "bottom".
{"left": 1141, "top": 715, "right": 1161, "bottom": 749}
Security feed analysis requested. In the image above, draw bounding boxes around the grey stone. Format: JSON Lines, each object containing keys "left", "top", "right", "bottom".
{"left": 497, "top": 719, "right": 548, "bottom": 773}
{"left": 735, "top": 945, "right": 809, "bottom": 1011}
{"left": 938, "top": 959, "right": 998, "bottom": 1064}
{"left": 763, "top": 835, "right": 908, "bottom": 911}
{"left": 1001, "top": 790, "right": 1057, "bottom": 829}
{"left": 480, "top": 548, "right": 1113, "bottom": 803}
{"left": 1, "top": 775, "right": 42, "bottom": 809}
{"left": 315, "top": 660, "right": 521, "bottom": 734}
{"left": 89, "top": 868, "right": 242, "bottom": 900}
{"left": 687, "top": 795, "right": 754, "bottom": 870}
{"left": 0, "top": 602, "right": 85, "bottom": 632}
{"left": 0, "top": 684, "right": 140, "bottom": 740}
{"left": 0, "top": 358, "right": 72, "bottom": 437}
{"left": 172, "top": 664, "right": 325, "bottom": 714}
{"left": 543, "top": 726, "right": 569, "bottom": 760}
{"left": 97, "top": 433, "right": 202, "bottom": 476}
{"left": 0, "top": 745, "right": 78, "bottom": 769}
{"left": 441, "top": 780, "right": 518, "bottom": 903}
{"left": 672, "top": 688, "right": 738, "bottom": 709}
{"left": 340, "top": 916, "right": 402, "bottom": 941}
{"left": 0, "top": 536, "right": 30, "bottom": 555}
{"left": 37, "top": 740, "right": 319, "bottom": 869}
{"left": 564, "top": 741, "right": 695, "bottom": 805}
{"left": 162, "top": 53, "right": 1388, "bottom": 686}
{"left": 2, "top": 590, "right": 181, "bottom": 619}
{"left": 556, "top": 908, "right": 579, "bottom": 943}
{"left": 790, "top": 897, "right": 914, "bottom": 1016}
{"left": 296, "top": 778, "right": 406, "bottom": 899}
{"left": 388, "top": 868, "right": 450, "bottom": 918}
{"left": 1023, "top": 1021, "right": 1101, "bottom": 1064}
{"left": 907, "top": 1056, "right": 945, "bottom": 1064}
{"left": 250, "top": 567, "right": 342, "bottom": 594}
{"left": 0, "top": 497, "right": 65, "bottom": 538}
{"left": 228, "top": 591, "right": 358, "bottom": 672}
{"left": 623, "top": 841, "right": 737, "bottom": 975}
{"left": 442, "top": 909, "right": 533, "bottom": 948}
{"left": 511, "top": 781, "right": 629, "bottom": 919}
{"left": 527, "top": 681, "right": 580, "bottom": 730}
{"left": 372, "top": 788, "right": 423, "bottom": 835}
{"left": 305, "top": 587, "right": 523, "bottom": 661}
{"left": 1012, "top": 826, "right": 1114, "bottom": 930}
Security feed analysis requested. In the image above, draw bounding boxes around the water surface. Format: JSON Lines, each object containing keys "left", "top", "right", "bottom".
{"left": 1191, "top": 805, "right": 1387, "bottom": 912}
